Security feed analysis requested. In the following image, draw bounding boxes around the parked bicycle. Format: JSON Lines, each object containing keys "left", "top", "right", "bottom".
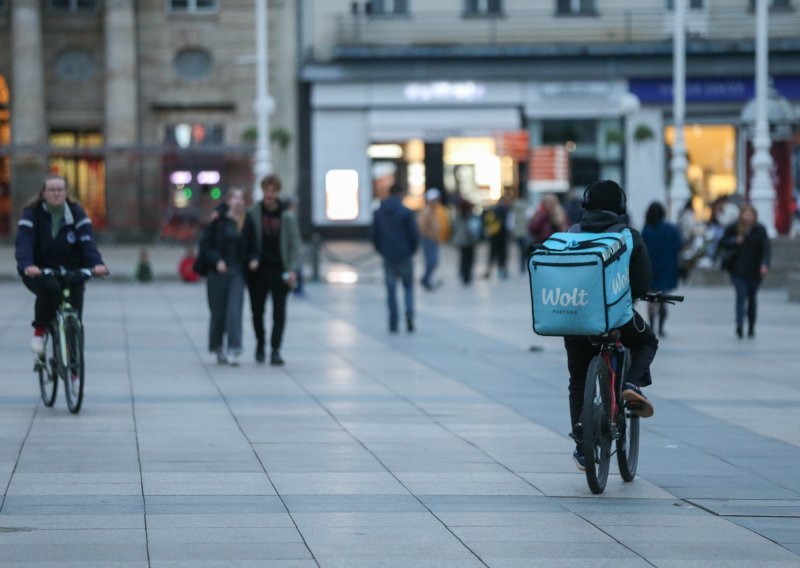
{"left": 580, "top": 291, "right": 684, "bottom": 494}
{"left": 34, "top": 267, "right": 96, "bottom": 414}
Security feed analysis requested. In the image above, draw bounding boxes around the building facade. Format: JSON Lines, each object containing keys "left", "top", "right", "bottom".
{"left": 0, "top": 0, "right": 298, "bottom": 241}
{"left": 299, "top": 0, "right": 800, "bottom": 234}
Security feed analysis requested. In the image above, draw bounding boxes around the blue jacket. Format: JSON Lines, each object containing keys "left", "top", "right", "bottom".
{"left": 15, "top": 201, "right": 104, "bottom": 276}
{"left": 641, "top": 221, "right": 682, "bottom": 291}
{"left": 370, "top": 196, "right": 419, "bottom": 262}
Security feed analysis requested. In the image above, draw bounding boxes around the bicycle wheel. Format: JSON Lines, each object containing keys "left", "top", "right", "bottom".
{"left": 582, "top": 356, "right": 612, "bottom": 494}
{"left": 616, "top": 350, "right": 640, "bottom": 481}
{"left": 37, "top": 332, "right": 57, "bottom": 407}
{"left": 62, "top": 316, "right": 85, "bottom": 414}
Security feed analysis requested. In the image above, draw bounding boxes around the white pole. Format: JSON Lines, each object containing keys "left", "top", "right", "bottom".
{"left": 750, "top": 0, "right": 776, "bottom": 236}
{"left": 253, "top": 0, "right": 274, "bottom": 201}
{"left": 669, "top": 0, "right": 690, "bottom": 221}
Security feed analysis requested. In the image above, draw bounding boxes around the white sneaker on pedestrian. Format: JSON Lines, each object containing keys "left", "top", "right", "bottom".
{"left": 228, "top": 353, "right": 240, "bottom": 367}
{"left": 31, "top": 335, "right": 44, "bottom": 357}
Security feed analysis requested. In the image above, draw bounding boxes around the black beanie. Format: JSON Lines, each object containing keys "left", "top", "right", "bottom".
{"left": 584, "top": 180, "right": 626, "bottom": 214}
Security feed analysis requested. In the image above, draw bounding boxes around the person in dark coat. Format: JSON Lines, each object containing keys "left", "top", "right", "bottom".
{"left": 641, "top": 202, "right": 682, "bottom": 337}
{"left": 562, "top": 180, "right": 657, "bottom": 472}
{"left": 718, "top": 204, "right": 770, "bottom": 338}
{"left": 15, "top": 175, "right": 108, "bottom": 356}
{"left": 371, "top": 184, "right": 419, "bottom": 333}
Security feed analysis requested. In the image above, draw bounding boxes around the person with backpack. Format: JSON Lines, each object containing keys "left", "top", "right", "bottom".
{"left": 561, "top": 181, "right": 656, "bottom": 472}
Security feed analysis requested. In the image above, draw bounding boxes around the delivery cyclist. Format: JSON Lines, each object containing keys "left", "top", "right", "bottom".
{"left": 565, "top": 180, "right": 656, "bottom": 471}
{"left": 15, "top": 175, "right": 108, "bottom": 356}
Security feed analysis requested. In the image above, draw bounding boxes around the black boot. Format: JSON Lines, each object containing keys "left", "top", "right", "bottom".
{"left": 255, "top": 342, "right": 265, "bottom": 364}
{"left": 270, "top": 350, "right": 285, "bottom": 366}
{"left": 736, "top": 326, "right": 743, "bottom": 339}
{"left": 406, "top": 315, "right": 415, "bottom": 333}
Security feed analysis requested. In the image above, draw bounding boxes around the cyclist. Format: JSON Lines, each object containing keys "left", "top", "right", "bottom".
{"left": 564, "top": 180, "right": 656, "bottom": 471}
{"left": 14, "top": 175, "right": 108, "bottom": 356}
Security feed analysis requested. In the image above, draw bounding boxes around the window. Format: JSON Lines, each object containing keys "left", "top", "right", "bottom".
{"left": 556, "top": 0, "right": 597, "bottom": 15}
{"left": 49, "top": 0, "right": 99, "bottom": 12}
{"left": 749, "top": 0, "right": 793, "bottom": 9}
{"left": 168, "top": 0, "right": 218, "bottom": 13}
{"left": 368, "top": 0, "right": 409, "bottom": 15}
{"left": 49, "top": 131, "right": 106, "bottom": 230}
{"left": 174, "top": 49, "right": 212, "bottom": 80}
{"left": 465, "top": 0, "right": 502, "bottom": 16}
{"left": 55, "top": 50, "right": 97, "bottom": 82}
{"left": 666, "top": 0, "right": 705, "bottom": 8}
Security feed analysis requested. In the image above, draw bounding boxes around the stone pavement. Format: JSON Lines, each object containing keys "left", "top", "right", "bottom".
{"left": 1, "top": 256, "right": 799, "bottom": 567}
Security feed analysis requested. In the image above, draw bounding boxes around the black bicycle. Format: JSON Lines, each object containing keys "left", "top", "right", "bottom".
{"left": 34, "top": 268, "right": 93, "bottom": 414}
{"left": 581, "top": 291, "right": 684, "bottom": 494}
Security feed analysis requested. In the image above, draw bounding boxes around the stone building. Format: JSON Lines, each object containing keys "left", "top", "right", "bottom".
{"left": 0, "top": 0, "right": 298, "bottom": 240}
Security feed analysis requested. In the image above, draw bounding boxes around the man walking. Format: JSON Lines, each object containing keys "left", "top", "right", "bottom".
{"left": 419, "top": 188, "right": 450, "bottom": 291}
{"left": 371, "top": 184, "right": 419, "bottom": 333}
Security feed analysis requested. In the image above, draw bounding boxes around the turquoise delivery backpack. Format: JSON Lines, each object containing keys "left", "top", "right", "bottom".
{"left": 528, "top": 227, "right": 634, "bottom": 336}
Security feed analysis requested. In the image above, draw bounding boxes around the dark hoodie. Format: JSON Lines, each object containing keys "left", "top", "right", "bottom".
{"left": 371, "top": 196, "right": 419, "bottom": 262}
{"left": 574, "top": 210, "right": 653, "bottom": 300}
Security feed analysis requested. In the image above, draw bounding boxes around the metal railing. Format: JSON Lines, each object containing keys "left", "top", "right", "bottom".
{"left": 334, "top": 6, "right": 800, "bottom": 48}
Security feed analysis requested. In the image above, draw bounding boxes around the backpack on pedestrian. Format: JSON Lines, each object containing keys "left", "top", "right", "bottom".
{"left": 527, "top": 224, "right": 634, "bottom": 336}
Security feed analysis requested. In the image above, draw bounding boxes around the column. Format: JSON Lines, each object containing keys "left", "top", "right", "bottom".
{"left": 750, "top": 0, "right": 776, "bottom": 236}
{"left": 668, "top": 0, "right": 690, "bottom": 221}
{"left": 104, "top": 0, "right": 141, "bottom": 238}
{"left": 253, "top": 0, "right": 275, "bottom": 201}
{"left": 10, "top": 0, "right": 48, "bottom": 214}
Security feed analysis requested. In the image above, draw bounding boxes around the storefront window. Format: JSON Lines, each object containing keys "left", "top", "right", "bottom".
{"left": 49, "top": 131, "right": 106, "bottom": 230}
{"left": 326, "top": 169, "right": 359, "bottom": 221}
{"left": 665, "top": 124, "right": 737, "bottom": 220}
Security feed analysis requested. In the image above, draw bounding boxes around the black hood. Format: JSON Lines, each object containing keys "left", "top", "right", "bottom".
{"left": 579, "top": 209, "right": 628, "bottom": 233}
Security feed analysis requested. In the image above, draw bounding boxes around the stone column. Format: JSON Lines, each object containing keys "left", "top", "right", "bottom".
{"left": 10, "top": 0, "right": 48, "bottom": 214}
{"left": 104, "top": 0, "right": 141, "bottom": 239}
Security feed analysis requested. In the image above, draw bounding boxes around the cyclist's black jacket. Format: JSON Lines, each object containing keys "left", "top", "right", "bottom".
{"left": 571, "top": 209, "right": 653, "bottom": 300}
{"left": 15, "top": 201, "right": 104, "bottom": 276}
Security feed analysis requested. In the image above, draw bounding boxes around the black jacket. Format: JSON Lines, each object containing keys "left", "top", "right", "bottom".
{"left": 199, "top": 215, "right": 246, "bottom": 272}
{"left": 371, "top": 196, "right": 419, "bottom": 262}
{"left": 719, "top": 222, "right": 771, "bottom": 280}
{"left": 15, "top": 201, "right": 103, "bottom": 276}
{"left": 574, "top": 210, "right": 653, "bottom": 300}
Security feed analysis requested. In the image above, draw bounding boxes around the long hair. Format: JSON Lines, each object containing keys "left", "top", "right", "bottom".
{"left": 542, "top": 194, "right": 568, "bottom": 230}
{"left": 226, "top": 187, "right": 246, "bottom": 231}
{"left": 737, "top": 203, "right": 758, "bottom": 238}
{"left": 645, "top": 202, "right": 666, "bottom": 226}
{"left": 23, "top": 174, "right": 75, "bottom": 210}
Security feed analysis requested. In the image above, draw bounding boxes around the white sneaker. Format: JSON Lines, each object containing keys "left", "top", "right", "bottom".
{"left": 228, "top": 354, "right": 240, "bottom": 367}
{"left": 31, "top": 336, "right": 44, "bottom": 356}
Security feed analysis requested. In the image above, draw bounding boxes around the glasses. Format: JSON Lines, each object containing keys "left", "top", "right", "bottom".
{"left": 44, "top": 187, "right": 67, "bottom": 193}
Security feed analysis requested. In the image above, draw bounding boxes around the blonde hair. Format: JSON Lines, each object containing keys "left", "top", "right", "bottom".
{"left": 737, "top": 203, "right": 758, "bottom": 238}
{"left": 542, "top": 194, "right": 568, "bottom": 230}
{"left": 226, "top": 187, "right": 246, "bottom": 231}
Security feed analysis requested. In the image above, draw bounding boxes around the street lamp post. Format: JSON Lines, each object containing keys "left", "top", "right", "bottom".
{"left": 750, "top": 0, "right": 776, "bottom": 236}
{"left": 253, "top": 0, "right": 274, "bottom": 201}
{"left": 669, "top": 0, "right": 690, "bottom": 221}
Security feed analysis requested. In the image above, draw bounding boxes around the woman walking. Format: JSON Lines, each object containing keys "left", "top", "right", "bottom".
{"left": 641, "top": 202, "right": 682, "bottom": 337}
{"left": 719, "top": 204, "right": 771, "bottom": 339}
{"left": 451, "top": 198, "right": 479, "bottom": 285}
{"left": 201, "top": 188, "right": 247, "bottom": 365}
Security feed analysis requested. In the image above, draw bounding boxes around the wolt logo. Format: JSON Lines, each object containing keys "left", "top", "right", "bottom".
{"left": 610, "top": 270, "right": 629, "bottom": 295}
{"left": 541, "top": 288, "right": 589, "bottom": 307}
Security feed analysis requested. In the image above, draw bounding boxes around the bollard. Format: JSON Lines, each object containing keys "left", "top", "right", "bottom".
{"left": 311, "top": 233, "right": 322, "bottom": 282}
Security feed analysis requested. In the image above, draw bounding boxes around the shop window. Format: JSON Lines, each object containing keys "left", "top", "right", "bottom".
{"left": 666, "top": 0, "right": 705, "bottom": 9}
{"left": 325, "top": 170, "right": 360, "bottom": 221}
{"left": 165, "top": 123, "right": 224, "bottom": 148}
{"left": 556, "top": 0, "right": 597, "bottom": 16}
{"left": 168, "top": 0, "right": 218, "bottom": 14}
{"left": 49, "top": 0, "right": 99, "bottom": 12}
{"left": 49, "top": 131, "right": 106, "bottom": 230}
{"left": 368, "top": 0, "right": 409, "bottom": 16}
{"left": 0, "top": 74, "right": 10, "bottom": 237}
{"left": 665, "top": 124, "right": 737, "bottom": 221}
{"left": 464, "top": 0, "right": 503, "bottom": 17}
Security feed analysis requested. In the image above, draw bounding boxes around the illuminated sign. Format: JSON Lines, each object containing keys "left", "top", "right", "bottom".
{"left": 325, "top": 170, "right": 359, "bottom": 221}
{"left": 404, "top": 81, "right": 487, "bottom": 103}
{"left": 197, "top": 170, "right": 221, "bottom": 185}
{"left": 170, "top": 171, "right": 192, "bottom": 185}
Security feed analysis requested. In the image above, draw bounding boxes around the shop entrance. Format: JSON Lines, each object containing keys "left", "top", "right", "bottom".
{"left": 49, "top": 131, "right": 107, "bottom": 231}
{"left": 665, "top": 124, "right": 737, "bottom": 220}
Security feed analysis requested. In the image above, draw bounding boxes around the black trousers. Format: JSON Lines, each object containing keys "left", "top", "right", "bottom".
{"left": 564, "top": 311, "right": 658, "bottom": 432}
{"left": 23, "top": 275, "right": 84, "bottom": 328}
{"left": 459, "top": 245, "right": 475, "bottom": 284}
{"left": 247, "top": 266, "right": 289, "bottom": 350}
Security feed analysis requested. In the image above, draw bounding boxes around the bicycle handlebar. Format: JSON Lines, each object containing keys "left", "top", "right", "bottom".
{"left": 42, "top": 267, "right": 94, "bottom": 281}
{"left": 643, "top": 291, "right": 684, "bottom": 304}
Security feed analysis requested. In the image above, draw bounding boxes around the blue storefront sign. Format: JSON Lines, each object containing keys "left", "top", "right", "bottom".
{"left": 629, "top": 76, "right": 800, "bottom": 103}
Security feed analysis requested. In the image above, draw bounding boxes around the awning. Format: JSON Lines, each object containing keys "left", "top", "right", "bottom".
{"left": 368, "top": 107, "right": 521, "bottom": 141}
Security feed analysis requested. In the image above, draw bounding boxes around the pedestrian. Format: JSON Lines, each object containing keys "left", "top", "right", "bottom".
{"left": 509, "top": 193, "right": 532, "bottom": 274}
{"left": 135, "top": 249, "right": 153, "bottom": 283}
{"left": 243, "top": 175, "right": 302, "bottom": 365}
{"left": 178, "top": 246, "right": 201, "bottom": 283}
{"left": 451, "top": 197, "right": 480, "bottom": 285}
{"left": 371, "top": 183, "right": 419, "bottom": 333}
{"left": 641, "top": 202, "right": 682, "bottom": 337}
{"left": 718, "top": 204, "right": 771, "bottom": 339}
{"left": 15, "top": 174, "right": 109, "bottom": 357}
{"left": 528, "top": 193, "right": 569, "bottom": 244}
{"left": 284, "top": 196, "right": 306, "bottom": 297}
{"left": 419, "top": 188, "right": 450, "bottom": 290}
{"left": 199, "top": 188, "right": 247, "bottom": 366}
{"left": 482, "top": 194, "right": 510, "bottom": 279}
